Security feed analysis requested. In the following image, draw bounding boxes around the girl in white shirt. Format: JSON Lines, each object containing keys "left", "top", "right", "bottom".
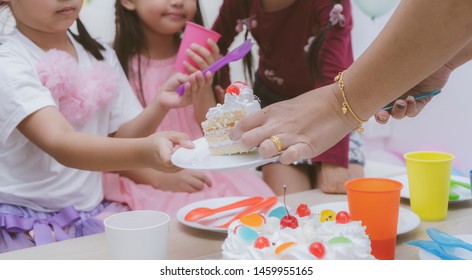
{"left": 0, "top": 0, "right": 211, "bottom": 253}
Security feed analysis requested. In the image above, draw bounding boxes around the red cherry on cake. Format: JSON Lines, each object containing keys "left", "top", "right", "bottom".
{"left": 296, "top": 204, "right": 311, "bottom": 217}
{"left": 335, "top": 211, "right": 352, "bottom": 224}
{"left": 226, "top": 84, "right": 240, "bottom": 95}
{"left": 280, "top": 215, "right": 299, "bottom": 229}
{"left": 280, "top": 185, "right": 299, "bottom": 229}
{"left": 309, "top": 242, "right": 326, "bottom": 259}
{"left": 254, "top": 236, "right": 270, "bottom": 249}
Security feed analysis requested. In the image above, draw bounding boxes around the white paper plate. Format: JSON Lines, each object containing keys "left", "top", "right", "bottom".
{"left": 176, "top": 196, "right": 283, "bottom": 233}
{"left": 171, "top": 137, "right": 279, "bottom": 171}
{"left": 310, "top": 201, "right": 420, "bottom": 235}
{"left": 391, "top": 174, "right": 472, "bottom": 203}
{"left": 418, "top": 234, "right": 472, "bottom": 260}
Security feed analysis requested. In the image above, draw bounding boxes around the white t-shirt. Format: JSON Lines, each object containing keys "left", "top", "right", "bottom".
{"left": 0, "top": 30, "right": 143, "bottom": 212}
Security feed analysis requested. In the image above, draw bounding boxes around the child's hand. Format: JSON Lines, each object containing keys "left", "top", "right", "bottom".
{"left": 182, "top": 39, "right": 220, "bottom": 73}
{"left": 158, "top": 72, "right": 213, "bottom": 110}
{"left": 155, "top": 170, "right": 212, "bottom": 193}
{"left": 147, "top": 131, "right": 194, "bottom": 173}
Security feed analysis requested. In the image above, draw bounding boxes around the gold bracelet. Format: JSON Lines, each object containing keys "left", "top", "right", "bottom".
{"left": 334, "top": 71, "right": 368, "bottom": 133}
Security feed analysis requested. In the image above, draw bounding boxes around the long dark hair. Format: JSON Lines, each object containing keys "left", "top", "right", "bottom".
{"left": 240, "top": 0, "right": 342, "bottom": 83}
{"left": 308, "top": 0, "right": 343, "bottom": 78}
{"left": 239, "top": 0, "right": 254, "bottom": 85}
{"left": 68, "top": 18, "right": 105, "bottom": 61}
{"left": 113, "top": 1, "right": 203, "bottom": 106}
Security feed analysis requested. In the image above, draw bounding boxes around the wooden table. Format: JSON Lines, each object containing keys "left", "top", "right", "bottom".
{"left": 1, "top": 161, "right": 471, "bottom": 260}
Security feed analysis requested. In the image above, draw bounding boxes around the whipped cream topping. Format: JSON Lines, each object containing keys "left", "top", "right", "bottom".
{"left": 222, "top": 211, "right": 375, "bottom": 260}
{"left": 205, "top": 82, "right": 261, "bottom": 120}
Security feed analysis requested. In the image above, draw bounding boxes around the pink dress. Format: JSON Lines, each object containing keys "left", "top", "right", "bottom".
{"left": 102, "top": 56, "right": 275, "bottom": 216}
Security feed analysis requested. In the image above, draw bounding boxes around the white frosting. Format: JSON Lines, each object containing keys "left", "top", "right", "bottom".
{"left": 205, "top": 83, "right": 261, "bottom": 120}
{"left": 202, "top": 82, "right": 261, "bottom": 155}
{"left": 222, "top": 210, "right": 375, "bottom": 260}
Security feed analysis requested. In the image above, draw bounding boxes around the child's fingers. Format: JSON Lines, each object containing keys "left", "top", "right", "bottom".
{"left": 186, "top": 47, "right": 208, "bottom": 70}
{"left": 190, "top": 42, "right": 212, "bottom": 58}
{"left": 183, "top": 60, "right": 198, "bottom": 74}
{"left": 204, "top": 71, "right": 213, "bottom": 83}
{"left": 206, "top": 39, "right": 220, "bottom": 60}
{"left": 189, "top": 71, "right": 206, "bottom": 91}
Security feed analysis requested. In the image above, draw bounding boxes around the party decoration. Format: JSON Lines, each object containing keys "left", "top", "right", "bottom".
{"left": 308, "top": 242, "right": 326, "bottom": 258}
{"left": 240, "top": 213, "right": 265, "bottom": 227}
{"left": 268, "top": 206, "right": 287, "bottom": 219}
{"left": 296, "top": 204, "right": 311, "bottom": 217}
{"left": 275, "top": 242, "right": 296, "bottom": 255}
{"left": 235, "top": 225, "right": 259, "bottom": 244}
{"left": 320, "top": 209, "right": 336, "bottom": 222}
{"left": 335, "top": 211, "right": 352, "bottom": 224}
{"left": 254, "top": 236, "right": 270, "bottom": 249}
{"left": 328, "top": 236, "right": 352, "bottom": 245}
{"left": 353, "top": 0, "right": 399, "bottom": 20}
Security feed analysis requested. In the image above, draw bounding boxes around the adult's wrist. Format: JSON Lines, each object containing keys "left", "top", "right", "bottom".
{"left": 333, "top": 71, "right": 369, "bottom": 133}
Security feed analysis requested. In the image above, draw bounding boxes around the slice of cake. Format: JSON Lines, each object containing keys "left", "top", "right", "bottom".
{"left": 201, "top": 81, "right": 261, "bottom": 155}
{"left": 221, "top": 204, "right": 375, "bottom": 260}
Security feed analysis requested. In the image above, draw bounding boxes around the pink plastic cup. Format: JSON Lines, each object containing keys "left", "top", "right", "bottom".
{"left": 175, "top": 21, "right": 221, "bottom": 74}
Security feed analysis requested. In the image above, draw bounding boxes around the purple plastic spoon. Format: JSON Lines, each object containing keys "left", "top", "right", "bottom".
{"left": 176, "top": 39, "right": 254, "bottom": 96}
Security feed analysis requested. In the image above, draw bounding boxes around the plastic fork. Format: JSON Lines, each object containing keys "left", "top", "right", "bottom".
{"left": 184, "top": 196, "right": 263, "bottom": 222}
{"left": 176, "top": 39, "right": 254, "bottom": 96}
{"left": 214, "top": 196, "right": 278, "bottom": 229}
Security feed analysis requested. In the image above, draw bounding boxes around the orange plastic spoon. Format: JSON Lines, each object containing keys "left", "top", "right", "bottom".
{"left": 215, "top": 196, "right": 278, "bottom": 229}
{"left": 184, "top": 196, "right": 264, "bottom": 222}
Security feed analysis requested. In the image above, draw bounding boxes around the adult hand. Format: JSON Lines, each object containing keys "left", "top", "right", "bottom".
{"left": 230, "top": 84, "right": 356, "bottom": 164}
{"left": 374, "top": 63, "right": 453, "bottom": 124}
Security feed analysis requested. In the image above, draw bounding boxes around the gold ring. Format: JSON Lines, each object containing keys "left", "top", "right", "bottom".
{"left": 269, "top": 135, "right": 283, "bottom": 152}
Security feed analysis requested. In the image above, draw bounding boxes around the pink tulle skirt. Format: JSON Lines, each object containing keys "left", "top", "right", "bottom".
{"left": 102, "top": 170, "right": 275, "bottom": 217}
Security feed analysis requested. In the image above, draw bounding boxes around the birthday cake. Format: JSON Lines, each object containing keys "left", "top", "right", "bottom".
{"left": 201, "top": 81, "right": 261, "bottom": 155}
{"left": 221, "top": 204, "right": 375, "bottom": 260}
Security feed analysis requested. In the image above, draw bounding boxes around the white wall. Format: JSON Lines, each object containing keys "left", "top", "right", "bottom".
{"left": 351, "top": 3, "right": 472, "bottom": 175}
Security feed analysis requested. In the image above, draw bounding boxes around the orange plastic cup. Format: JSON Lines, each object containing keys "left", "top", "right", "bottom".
{"left": 175, "top": 22, "right": 221, "bottom": 74}
{"left": 345, "top": 178, "right": 403, "bottom": 260}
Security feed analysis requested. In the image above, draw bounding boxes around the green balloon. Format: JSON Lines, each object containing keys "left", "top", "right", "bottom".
{"left": 354, "top": 0, "right": 400, "bottom": 19}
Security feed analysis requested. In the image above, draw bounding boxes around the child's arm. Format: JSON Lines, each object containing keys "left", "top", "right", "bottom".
{"left": 17, "top": 106, "right": 193, "bottom": 173}
{"left": 192, "top": 72, "right": 218, "bottom": 124}
{"left": 113, "top": 71, "right": 209, "bottom": 138}
{"left": 118, "top": 168, "right": 212, "bottom": 193}
{"left": 182, "top": 40, "right": 220, "bottom": 124}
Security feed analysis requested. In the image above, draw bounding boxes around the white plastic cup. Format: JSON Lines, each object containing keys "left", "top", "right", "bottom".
{"left": 175, "top": 21, "right": 221, "bottom": 74}
{"left": 104, "top": 210, "right": 170, "bottom": 260}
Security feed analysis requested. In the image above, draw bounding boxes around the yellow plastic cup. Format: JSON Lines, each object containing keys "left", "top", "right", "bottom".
{"left": 404, "top": 151, "right": 454, "bottom": 221}
{"left": 345, "top": 178, "right": 402, "bottom": 260}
